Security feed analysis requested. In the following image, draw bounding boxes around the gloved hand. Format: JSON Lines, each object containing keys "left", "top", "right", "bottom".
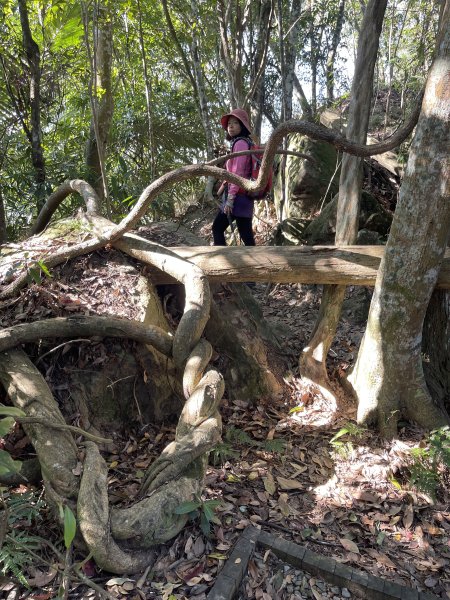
{"left": 224, "top": 196, "right": 234, "bottom": 215}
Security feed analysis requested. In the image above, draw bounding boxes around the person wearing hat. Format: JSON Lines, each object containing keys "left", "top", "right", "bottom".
{"left": 212, "top": 108, "right": 256, "bottom": 246}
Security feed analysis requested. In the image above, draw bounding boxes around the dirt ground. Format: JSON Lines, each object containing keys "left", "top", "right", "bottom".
{"left": 0, "top": 210, "right": 449, "bottom": 600}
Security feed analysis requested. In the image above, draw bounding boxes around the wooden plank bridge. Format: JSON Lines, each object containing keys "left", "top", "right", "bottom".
{"left": 118, "top": 241, "right": 450, "bottom": 288}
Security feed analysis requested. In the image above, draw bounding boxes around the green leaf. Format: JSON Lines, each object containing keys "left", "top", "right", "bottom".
{"left": 0, "top": 449, "right": 22, "bottom": 475}
{"left": 174, "top": 500, "right": 201, "bottom": 515}
{"left": 200, "top": 511, "right": 211, "bottom": 537}
{"left": 27, "top": 267, "right": 41, "bottom": 284}
{"left": 202, "top": 501, "right": 221, "bottom": 524}
{"left": 330, "top": 428, "right": 350, "bottom": 443}
{"left": 0, "top": 416, "right": 16, "bottom": 437}
{"left": 0, "top": 405, "right": 26, "bottom": 417}
{"left": 37, "top": 260, "right": 52, "bottom": 278}
{"left": 63, "top": 505, "right": 77, "bottom": 548}
{"left": 390, "top": 477, "right": 402, "bottom": 490}
{"left": 289, "top": 406, "right": 304, "bottom": 414}
{"left": 376, "top": 531, "right": 386, "bottom": 546}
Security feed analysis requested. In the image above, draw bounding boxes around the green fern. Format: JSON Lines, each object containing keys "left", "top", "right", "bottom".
{"left": 408, "top": 426, "right": 450, "bottom": 499}
{"left": 211, "top": 427, "right": 285, "bottom": 466}
{"left": 329, "top": 422, "right": 367, "bottom": 457}
{"left": 210, "top": 442, "right": 239, "bottom": 466}
{"left": 225, "top": 426, "right": 254, "bottom": 446}
{"left": 262, "top": 438, "right": 286, "bottom": 453}
{"left": 0, "top": 531, "right": 43, "bottom": 588}
{"left": 0, "top": 491, "right": 47, "bottom": 586}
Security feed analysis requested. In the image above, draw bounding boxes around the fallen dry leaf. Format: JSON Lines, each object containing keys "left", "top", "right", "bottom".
{"left": 276, "top": 476, "right": 303, "bottom": 490}
{"left": 403, "top": 504, "right": 414, "bottom": 529}
{"left": 263, "top": 472, "right": 276, "bottom": 495}
{"left": 339, "top": 538, "right": 359, "bottom": 554}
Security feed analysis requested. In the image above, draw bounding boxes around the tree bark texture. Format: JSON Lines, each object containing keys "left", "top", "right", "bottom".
{"left": 336, "top": 0, "right": 388, "bottom": 245}
{"left": 248, "top": 0, "right": 273, "bottom": 138}
{"left": 326, "top": 0, "right": 346, "bottom": 105}
{"left": 122, "top": 245, "right": 450, "bottom": 288}
{"left": 85, "top": 3, "right": 114, "bottom": 204}
{"left": 0, "top": 188, "right": 7, "bottom": 244}
{"left": 348, "top": 11, "right": 450, "bottom": 436}
{"left": 422, "top": 290, "right": 450, "bottom": 414}
{"left": 18, "top": 0, "right": 46, "bottom": 210}
{"left": 283, "top": 0, "right": 303, "bottom": 121}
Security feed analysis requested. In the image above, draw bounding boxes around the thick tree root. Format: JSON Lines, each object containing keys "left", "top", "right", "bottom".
{"left": 0, "top": 316, "right": 173, "bottom": 357}
{"left": 0, "top": 224, "right": 223, "bottom": 572}
{"left": 112, "top": 232, "right": 211, "bottom": 368}
{"left": 300, "top": 285, "right": 345, "bottom": 405}
{"left": 78, "top": 442, "right": 155, "bottom": 574}
{"left": 0, "top": 349, "right": 79, "bottom": 499}
{"left": 110, "top": 477, "right": 201, "bottom": 548}
{"left": 140, "top": 369, "right": 224, "bottom": 495}
{"left": 183, "top": 339, "right": 213, "bottom": 398}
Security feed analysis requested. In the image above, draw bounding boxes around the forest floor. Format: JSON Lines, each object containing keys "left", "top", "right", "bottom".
{"left": 1, "top": 208, "right": 449, "bottom": 600}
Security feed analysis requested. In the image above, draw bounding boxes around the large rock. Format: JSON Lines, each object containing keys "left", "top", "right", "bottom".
{"left": 274, "top": 134, "right": 341, "bottom": 221}
{"left": 284, "top": 191, "right": 393, "bottom": 246}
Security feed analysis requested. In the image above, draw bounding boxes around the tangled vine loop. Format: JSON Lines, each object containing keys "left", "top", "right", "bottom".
{"left": 0, "top": 224, "right": 224, "bottom": 574}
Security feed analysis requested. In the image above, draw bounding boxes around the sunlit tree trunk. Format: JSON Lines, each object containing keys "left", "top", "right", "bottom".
{"left": 18, "top": 0, "right": 46, "bottom": 211}
{"left": 161, "top": 0, "right": 216, "bottom": 200}
{"left": 325, "top": 0, "right": 346, "bottom": 106}
{"left": 300, "top": 0, "right": 388, "bottom": 394}
{"left": 218, "top": 0, "right": 245, "bottom": 106}
{"left": 136, "top": 0, "right": 155, "bottom": 179}
{"left": 248, "top": 0, "right": 273, "bottom": 139}
{"left": 190, "top": 0, "right": 216, "bottom": 200}
{"left": 348, "top": 6, "right": 450, "bottom": 436}
{"left": 284, "top": 0, "right": 302, "bottom": 121}
{"left": 84, "top": 2, "right": 114, "bottom": 209}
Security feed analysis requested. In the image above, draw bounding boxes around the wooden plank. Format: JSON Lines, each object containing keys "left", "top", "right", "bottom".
{"left": 116, "top": 240, "right": 450, "bottom": 288}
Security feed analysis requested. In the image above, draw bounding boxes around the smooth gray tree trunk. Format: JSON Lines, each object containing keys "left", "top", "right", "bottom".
{"left": 348, "top": 6, "right": 450, "bottom": 436}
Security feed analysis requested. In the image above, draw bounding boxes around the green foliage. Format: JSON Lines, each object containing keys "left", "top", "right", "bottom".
{"left": 0, "top": 404, "right": 25, "bottom": 447}
{"left": 0, "top": 490, "right": 47, "bottom": 587}
{"left": 210, "top": 426, "right": 285, "bottom": 466}
{"left": 25, "top": 260, "right": 53, "bottom": 285}
{"left": 329, "top": 422, "right": 367, "bottom": 457}
{"left": 174, "top": 497, "right": 222, "bottom": 537}
{"left": 0, "top": 450, "right": 22, "bottom": 476}
{"left": 59, "top": 504, "right": 77, "bottom": 549}
{"left": 408, "top": 427, "right": 450, "bottom": 500}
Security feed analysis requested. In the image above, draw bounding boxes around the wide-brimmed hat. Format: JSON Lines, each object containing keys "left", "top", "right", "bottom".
{"left": 220, "top": 108, "right": 252, "bottom": 133}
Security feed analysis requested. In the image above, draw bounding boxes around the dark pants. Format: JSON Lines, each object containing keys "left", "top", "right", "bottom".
{"left": 212, "top": 211, "right": 255, "bottom": 246}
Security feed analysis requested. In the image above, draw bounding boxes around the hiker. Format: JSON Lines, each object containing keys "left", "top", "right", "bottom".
{"left": 212, "top": 108, "right": 256, "bottom": 247}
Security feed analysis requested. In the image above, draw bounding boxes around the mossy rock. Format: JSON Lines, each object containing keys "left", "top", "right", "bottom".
{"left": 279, "top": 191, "right": 393, "bottom": 246}
{"left": 274, "top": 134, "right": 341, "bottom": 221}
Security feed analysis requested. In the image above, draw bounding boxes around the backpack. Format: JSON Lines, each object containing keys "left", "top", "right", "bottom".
{"left": 231, "top": 136, "right": 273, "bottom": 200}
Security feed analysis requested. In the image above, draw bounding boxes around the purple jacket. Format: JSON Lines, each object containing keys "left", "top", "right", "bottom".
{"left": 221, "top": 138, "right": 254, "bottom": 218}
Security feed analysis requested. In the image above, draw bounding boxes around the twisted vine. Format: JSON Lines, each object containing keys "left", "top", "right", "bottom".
{"left": 0, "top": 226, "right": 223, "bottom": 573}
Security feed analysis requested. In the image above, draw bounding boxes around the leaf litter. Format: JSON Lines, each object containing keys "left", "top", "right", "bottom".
{"left": 0, "top": 229, "right": 449, "bottom": 599}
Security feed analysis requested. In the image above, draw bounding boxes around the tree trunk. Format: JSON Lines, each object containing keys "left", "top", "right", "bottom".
{"left": 348, "top": 7, "right": 450, "bottom": 436}
{"left": 325, "top": 0, "right": 346, "bottom": 106}
{"left": 284, "top": 0, "right": 302, "bottom": 121}
{"left": 300, "top": 0, "right": 388, "bottom": 393}
{"left": 136, "top": 0, "right": 156, "bottom": 179}
{"left": 422, "top": 290, "right": 450, "bottom": 414}
{"left": 18, "top": 0, "right": 46, "bottom": 211}
{"left": 85, "top": 3, "right": 114, "bottom": 207}
{"left": 248, "top": 0, "right": 273, "bottom": 139}
{"left": 0, "top": 188, "right": 7, "bottom": 244}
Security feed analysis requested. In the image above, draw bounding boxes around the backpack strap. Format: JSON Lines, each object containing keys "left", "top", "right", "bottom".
{"left": 231, "top": 136, "right": 253, "bottom": 152}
